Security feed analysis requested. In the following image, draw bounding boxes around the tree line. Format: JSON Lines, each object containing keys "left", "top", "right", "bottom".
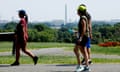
{"left": 0, "top": 21, "right": 120, "bottom": 44}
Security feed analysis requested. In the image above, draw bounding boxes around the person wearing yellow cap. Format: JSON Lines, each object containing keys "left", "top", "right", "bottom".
{"left": 79, "top": 4, "right": 92, "bottom": 66}
{"left": 74, "top": 4, "right": 91, "bottom": 72}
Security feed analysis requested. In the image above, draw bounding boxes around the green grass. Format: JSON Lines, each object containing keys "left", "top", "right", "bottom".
{"left": 65, "top": 45, "right": 120, "bottom": 55}
{"left": 0, "top": 55, "right": 120, "bottom": 64}
{"left": 0, "top": 42, "right": 13, "bottom": 52}
{"left": 91, "top": 45, "right": 120, "bottom": 55}
{"left": 0, "top": 42, "right": 74, "bottom": 52}
{"left": 0, "top": 42, "right": 120, "bottom": 64}
{"left": 27, "top": 42, "right": 74, "bottom": 49}
{"left": 0, "top": 42, "right": 120, "bottom": 55}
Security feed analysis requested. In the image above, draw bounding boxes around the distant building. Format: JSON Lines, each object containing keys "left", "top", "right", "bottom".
{"left": 64, "top": 4, "right": 67, "bottom": 25}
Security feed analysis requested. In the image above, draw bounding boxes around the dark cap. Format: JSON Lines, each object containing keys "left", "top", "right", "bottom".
{"left": 18, "top": 10, "right": 26, "bottom": 15}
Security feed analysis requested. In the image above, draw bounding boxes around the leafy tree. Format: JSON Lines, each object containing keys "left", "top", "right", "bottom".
{"left": 34, "top": 23, "right": 51, "bottom": 32}
{"left": 4, "top": 21, "right": 17, "bottom": 31}
{"left": 28, "top": 29, "right": 39, "bottom": 42}
{"left": 37, "top": 30, "right": 56, "bottom": 42}
{"left": 57, "top": 27, "right": 73, "bottom": 43}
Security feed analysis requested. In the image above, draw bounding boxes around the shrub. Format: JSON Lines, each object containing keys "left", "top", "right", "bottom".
{"left": 98, "top": 42, "right": 120, "bottom": 47}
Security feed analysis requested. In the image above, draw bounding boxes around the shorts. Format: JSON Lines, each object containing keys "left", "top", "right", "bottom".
{"left": 86, "top": 37, "right": 91, "bottom": 48}
{"left": 16, "top": 37, "right": 27, "bottom": 48}
{"left": 75, "top": 35, "right": 88, "bottom": 47}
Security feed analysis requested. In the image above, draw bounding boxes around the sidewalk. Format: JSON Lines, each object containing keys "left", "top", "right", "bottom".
{"left": 0, "top": 48, "right": 120, "bottom": 59}
{"left": 0, "top": 64, "right": 120, "bottom": 72}
{"left": 0, "top": 48, "right": 120, "bottom": 72}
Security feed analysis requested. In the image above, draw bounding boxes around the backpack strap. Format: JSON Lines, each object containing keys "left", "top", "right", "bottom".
{"left": 81, "top": 15, "right": 90, "bottom": 37}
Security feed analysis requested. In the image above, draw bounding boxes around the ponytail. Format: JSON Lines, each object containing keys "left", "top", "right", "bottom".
{"left": 18, "top": 10, "right": 28, "bottom": 23}
{"left": 25, "top": 14, "right": 28, "bottom": 23}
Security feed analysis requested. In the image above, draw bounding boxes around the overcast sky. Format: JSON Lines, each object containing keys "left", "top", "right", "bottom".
{"left": 0, "top": 0, "right": 120, "bottom": 22}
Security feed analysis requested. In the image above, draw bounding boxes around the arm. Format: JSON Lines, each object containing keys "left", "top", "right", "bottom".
{"left": 79, "top": 19, "right": 86, "bottom": 41}
{"left": 88, "top": 19, "right": 92, "bottom": 39}
{"left": 20, "top": 20, "right": 27, "bottom": 42}
{"left": 21, "top": 24, "right": 26, "bottom": 41}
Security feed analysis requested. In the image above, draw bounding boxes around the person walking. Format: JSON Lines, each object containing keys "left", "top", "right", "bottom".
{"left": 79, "top": 4, "right": 92, "bottom": 65}
{"left": 74, "top": 5, "right": 90, "bottom": 72}
{"left": 11, "top": 10, "right": 38, "bottom": 66}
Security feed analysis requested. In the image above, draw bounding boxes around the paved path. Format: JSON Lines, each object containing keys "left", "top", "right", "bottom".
{"left": 0, "top": 64, "right": 120, "bottom": 72}
{"left": 0, "top": 48, "right": 120, "bottom": 72}
{"left": 0, "top": 48, "right": 120, "bottom": 59}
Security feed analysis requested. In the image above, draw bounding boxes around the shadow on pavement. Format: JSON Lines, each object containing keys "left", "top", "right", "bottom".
{"left": 52, "top": 70, "right": 90, "bottom": 72}
{"left": 0, "top": 64, "right": 10, "bottom": 67}
{"left": 51, "top": 71, "right": 75, "bottom": 72}
{"left": 56, "top": 64, "right": 76, "bottom": 67}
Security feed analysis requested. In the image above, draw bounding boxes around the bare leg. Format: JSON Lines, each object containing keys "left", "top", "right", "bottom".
{"left": 80, "top": 46, "right": 89, "bottom": 66}
{"left": 11, "top": 43, "right": 21, "bottom": 66}
{"left": 22, "top": 48, "right": 35, "bottom": 58}
{"left": 15, "top": 43, "right": 21, "bottom": 62}
{"left": 74, "top": 45, "right": 81, "bottom": 65}
{"left": 21, "top": 42, "right": 38, "bottom": 65}
{"left": 21, "top": 43, "right": 34, "bottom": 58}
{"left": 87, "top": 48, "right": 91, "bottom": 60}
{"left": 84, "top": 47, "right": 89, "bottom": 66}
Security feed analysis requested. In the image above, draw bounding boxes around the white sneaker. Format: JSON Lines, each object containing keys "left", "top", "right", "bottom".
{"left": 83, "top": 66, "right": 91, "bottom": 71}
{"left": 75, "top": 65, "right": 84, "bottom": 72}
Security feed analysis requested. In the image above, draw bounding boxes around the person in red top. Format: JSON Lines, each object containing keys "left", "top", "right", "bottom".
{"left": 11, "top": 10, "right": 38, "bottom": 66}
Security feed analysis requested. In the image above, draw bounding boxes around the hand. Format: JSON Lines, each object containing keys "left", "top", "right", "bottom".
{"left": 78, "top": 38, "right": 82, "bottom": 42}
{"left": 90, "top": 34, "right": 93, "bottom": 39}
{"left": 77, "top": 37, "right": 82, "bottom": 43}
{"left": 14, "top": 34, "right": 17, "bottom": 38}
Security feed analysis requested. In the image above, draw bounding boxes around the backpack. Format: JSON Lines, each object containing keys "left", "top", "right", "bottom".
{"left": 81, "top": 15, "right": 90, "bottom": 37}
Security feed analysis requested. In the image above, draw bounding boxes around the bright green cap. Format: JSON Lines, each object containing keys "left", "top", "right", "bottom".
{"left": 78, "top": 5, "right": 86, "bottom": 12}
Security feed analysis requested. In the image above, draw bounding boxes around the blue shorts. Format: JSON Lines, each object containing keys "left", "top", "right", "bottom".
{"left": 75, "top": 35, "right": 87, "bottom": 47}
{"left": 75, "top": 36, "right": 91, "bottom": 48}
{"left": 86, "top": 37, "right": 91, "bottom": 48}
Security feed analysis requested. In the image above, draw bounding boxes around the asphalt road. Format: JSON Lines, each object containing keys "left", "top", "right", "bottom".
{"left": 0, "top": 64, "right": 120, "bottom": 72}
{"left": 0, "top": 48, "right": 120, "bottom": 72}
{"left": 0, "top": 48, "right": 120, "bottom": 59}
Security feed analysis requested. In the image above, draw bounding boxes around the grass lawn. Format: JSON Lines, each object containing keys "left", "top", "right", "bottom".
{"left": 0, "top": 42, "right": 120, "bottom": 55}
{"left": 0, "top": 55, "right": 120, "bottom": 64}
{"left": 65, "top": 45, "right": 120, "bottom": 55}
{"left": 0, "top": 42, "right": 120, "bottom": 64}
{"left": 0, "top": 42, "right": 74, "bottom": 52}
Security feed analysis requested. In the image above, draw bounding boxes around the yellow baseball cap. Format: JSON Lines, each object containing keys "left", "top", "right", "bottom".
{"left": 77, "top": 5, "right": 86, "bottom": 12}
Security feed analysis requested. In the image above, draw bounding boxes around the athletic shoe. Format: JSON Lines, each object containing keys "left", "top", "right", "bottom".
{"left": 81, "top": 59, "right": 85, "bottom": 65}
{"left": 88, "top": 60, "right": 92, "bottom": 64}
{"left": 83, "top": 66, "right": 91, "bottom": 71}
{"left": 75, "top": 65, "right": 84, "bottom": 72}
{"left": 33, "top": 56, "right": 38, "bottom": 65}
{"left": 81, "top": 59, "right": 92, "bottom": 65}
{"left": 11, "top": 61, "right": 20, "bottom": 66}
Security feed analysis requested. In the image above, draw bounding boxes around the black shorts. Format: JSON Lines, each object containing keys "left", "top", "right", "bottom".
{"left": 16, "top": 37, "right": 27, "bottom": 48}
{"left": 75, "top": 35, "right": 88, "bottom": 47}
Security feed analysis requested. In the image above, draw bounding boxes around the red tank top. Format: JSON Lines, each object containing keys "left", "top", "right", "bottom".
{"left": 21, "top": 18, "right": 28, "bottom": 39}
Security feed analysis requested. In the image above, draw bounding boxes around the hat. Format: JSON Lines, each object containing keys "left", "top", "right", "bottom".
{"left": 18, "top": 10, "right": 26, "bottom": 15}
{"left": 77, "top": 5, "right": 86, "bottom": 12}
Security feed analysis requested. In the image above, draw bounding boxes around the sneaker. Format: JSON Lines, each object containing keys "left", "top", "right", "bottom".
{"left": 81, "top": 59, "right": 92, "bottom": 65}
{"left": 33, "top": 56, "right": 38, "bottom": 65}
{"left": 88, "top": 60, "right": 92, "bottom": 65}
{"left": 83, "top": 66, "right": 91, "bottom": 71}
{"left": 81, "top": 59, "right": 85, "bottom": 65}
{"left": 75, "top": 65, "right": 84, "bottom": 72}
{"left": 11, "top": 61, "right": 20, "bottom": 66}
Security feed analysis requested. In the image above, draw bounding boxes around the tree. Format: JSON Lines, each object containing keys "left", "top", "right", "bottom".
{"left": 28, "top": 29, "right": 39, "bottom": 42}
{"left": 34, "top": 23, "right": 51, "bottom": 32}
{"left": 37, "top": 30, "right": 56, "bottom": 42}
{"left": 4, "top": 21, "right": 17, "bottom": 31}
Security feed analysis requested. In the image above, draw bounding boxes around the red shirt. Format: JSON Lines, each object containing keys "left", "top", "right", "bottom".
{"left": 20, "top": 18, "right": 28, "bottom": 40}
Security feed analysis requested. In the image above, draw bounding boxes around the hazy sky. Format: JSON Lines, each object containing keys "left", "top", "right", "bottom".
{"left": 0, "top": 0, "right": 120, "bottom": 22}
